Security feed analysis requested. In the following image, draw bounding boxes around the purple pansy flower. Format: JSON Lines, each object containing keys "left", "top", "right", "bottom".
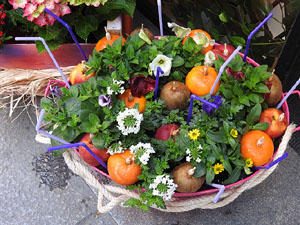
{"left": 98, "top": 95, "right": 112, "bottom": 108}
{"left": 49, "top": 86, "right": 63, "bottom": 98}
{"left": 202, "top": 95, "right": 223, "bottom": 115}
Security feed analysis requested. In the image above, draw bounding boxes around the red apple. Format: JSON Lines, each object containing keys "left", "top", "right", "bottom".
{"left": 154, "top": 124, "right": 179, "bottom": 141}
{"left": 259, "top": 108, "right": 288, "bottom": 138}
{"left": 212, "top": 43, "right": 235, "bottom": 61}
{"left": 78, "top": 133, "right": 110, "bottom": 166}
{"left": 69, "top": 63, "right": 95, "bottom": 85}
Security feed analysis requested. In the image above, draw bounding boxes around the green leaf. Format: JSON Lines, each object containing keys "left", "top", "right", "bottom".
{"left": 252, "top": 122, "right": 269, "bottom": 130}
{"left": 111, "top": 37, "right": 123, "bottom": 54}
{"left": 239, "top": 96, "right": 250, "bottom": 106}
{"left": 172, "top": 56, "right": 185, "bottom": 67}
{"left": 253, "top": 83, "right": 270, "bottom": 93}
{"left": 64, "top": 97, "right": 81, "bottom": 116}
{"left": 207, "top": 130, "right": 227, "bottom": 143}
{"left": 248, "top": 93, "right": 262, "bottom": 103}
{"left": 79, "top": 122, "right": 98, "bottom": 134}
{"left": 92, "top": 133, "right": 106, "bottom": 149}
{"left": 229, "top": 36, "right": 246, "bottom": 47}
{"left": 41, "top": 97, "right": 54, "bottom": 111}
{"left": 222, "top": 159, "right": 233, "bottom": 175}
{"left": 75, "top": 15, "right": 99, "bottom": 41}
{"left": 182, "top": 37, "right": 195, "bottom": 52}
{"left": 219, "top": 12, "right": 228, "bottom": 23}
{"left": 69, "top": 85, "right": 79, "bottom": 97}
{"left": 194, "top": 163, "right": 206, "bottom": 179}
{"left": 223, "top": 167, "right": 241, "bottom": 185}
{"left": 89, "top": 113, "right": 100, "bottom": 124}
{"left": 126, "top": 44, "right": 135, "bottom": 59}
{"left": 77, "top": 96, "right": 90, "bottom": 101}
{"left": 206, "top": 167, "right": 215, "bottom": 184}
{"left": 246, "top": 103, "right": 261, "bottom": 124}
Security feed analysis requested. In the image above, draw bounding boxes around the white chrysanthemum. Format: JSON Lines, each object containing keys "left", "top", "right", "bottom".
{"left": 204, "top": 51, "right": 216, "bottom": 67}
{"left": 107, "top": 79, "right": 125, "bottom": 95}
{"left": 149, "top": 174, "right": 178, "bottom": 201}
{"left": 117, "top": 108, "right": 143, "bottom": 135}
{"left": 149, "top": 54, "right": 173, "bottom": 77}
{"left": 129, "top": 142, "right": 155, "bottom": 165}
{"left": 107, "top": 141, "right": 124, "bottom": 155}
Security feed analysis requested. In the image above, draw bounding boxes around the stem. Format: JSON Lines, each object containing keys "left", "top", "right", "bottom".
{"left": 188, "top": 167, "right": 196, "bottom": 176}
{"left": 224, "top": 43, "right": 228, "bottom": 56}
{"left": 141, "top": 23, "right": 144, "bottom": 31}
{"left": 104, "top": 26, "right": 111, "bottom": 41}
{"left": 279, "top": 113, "right": 285, "bottom": 122}
{"left": 172, "top": 81, "right": 177, "bottom": 91}
{"left": 203, "top": 66, "right": 208, "bottom": 76}
{"left": 128, "top": 92, "right": 134, "bottom": 102}
{"left": 125, "top": 157, "right": 132, "bottom": 165}
{"left": 257, "top": 136, "right": 264, "bottom": 147}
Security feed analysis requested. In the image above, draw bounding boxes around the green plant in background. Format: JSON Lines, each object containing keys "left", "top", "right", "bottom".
{"left": 161, "top": 0, "right": 300, "bottom": 67}
{"left": 2, "top": 0, "right": 136, "bottom": 52}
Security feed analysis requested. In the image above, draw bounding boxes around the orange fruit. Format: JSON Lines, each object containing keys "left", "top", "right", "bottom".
{"left": 69, "top": 63, "right": 95, "bottom": 85}
{"left": 95, "top": 34, "right": 126, "bottom": 52}
{"left": 241, "top": 130, "right": 274, "bottom": 167}
{"left": 183, "top": 29, "right": 213, "bottom": 54}
{"left": 107, "top": 150, "right": 142, "bottom": 185}
{"left": 185, "top": 65, "right": 220, "bottom": 96}
{"left": 118, "top": 89, "right": 147, "bottom": 113}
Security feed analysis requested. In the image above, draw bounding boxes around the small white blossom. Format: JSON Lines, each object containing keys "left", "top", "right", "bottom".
{"left": 107, "top": 141, "right": 124, "bottom": 155}
{"left": 204, "top": 51, "right": 216, "bottom": 67}
{"left": 107, "top": 79, "right": 125, "bottom": 95}
{"left": 149, "top": 55, "right": 173, "bottom": 77}
{"left": 149, "top": 174, "right": 178, "bottom": 201}
{"left": 186, "top": 148, "right": 191, "bottom": 162}
{"left": 130, "top": 142, "right": 155, "bottom": 165}
{"left": 196, "top": 158, "right": 202, "bottom": 163}
{"left": 198, "top": 144, "right": 203, "bottom": 150}
{"left": 117, "top": 108, "right": 143, "bottom": 135}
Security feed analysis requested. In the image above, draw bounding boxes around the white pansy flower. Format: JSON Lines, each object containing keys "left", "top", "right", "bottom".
{"left": 117, "top": 108, "right": 143, "bottom": 135}
{"left": 129, "top": 142, "right": 155, "bottom": 165}
{"left": 107, "top": 141, "right": 124, "bottom": 155}
{"left": 149, "top": 174, "right": 178, "bottom": 201}
{"left": 107, "top": 79, "right": 125, "bottom": 95}
{"left": 204, "top": 51, "right": 216, "bottom": 67}
{"left": 149, "top": 55, "right": 173, "bottom": 77}
{"left": 167, "top": 22, "right": 191, "bottom": 38}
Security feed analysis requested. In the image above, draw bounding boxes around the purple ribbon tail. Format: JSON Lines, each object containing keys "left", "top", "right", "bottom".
{"left": 44, "top": 8, "right": 88, "bottom": 62}
{"left": 254, "top": 153, "right": 288, "bottom": 170}
{"left": 154, "top": 66, "right": 164, "bottom": 100}
{"left": 206, "top": 183, "right": 226, "bottom": 203}
{"left": 48, "top": 142, "right": 107, "bottom": 169}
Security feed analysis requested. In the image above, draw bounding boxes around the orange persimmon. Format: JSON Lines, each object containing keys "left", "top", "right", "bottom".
{"left": 241, "top": 130, "right": 274, "bottom": 167}
{"left": 107, "top": 150, "right": 141, "bottom": 185}
{"left": 118, "top": 89, "right": 147, "bottom": 113}
{"left": 185, "top": 65, "right": 220, "bottom": 96}
{"left": 95, "top": 27, "right": 126, "bottom": 52}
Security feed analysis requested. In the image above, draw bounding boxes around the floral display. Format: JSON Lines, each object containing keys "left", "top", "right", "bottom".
{"left": 40, "top": 25, "right": 287, "bottom": 211}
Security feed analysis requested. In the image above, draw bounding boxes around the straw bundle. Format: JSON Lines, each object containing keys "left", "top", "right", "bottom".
{"left": 0, "top": 66, "right": 73, "bottom": 122}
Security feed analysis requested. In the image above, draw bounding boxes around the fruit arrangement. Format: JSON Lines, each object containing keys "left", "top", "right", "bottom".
{"left": 41, "top": 25, "right": 289, "bottom": 210}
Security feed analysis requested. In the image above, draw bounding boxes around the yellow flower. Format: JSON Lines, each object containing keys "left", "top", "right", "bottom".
{"left": 213, "top": 163, "right": 224, "bottom": 175}
{"left": 188, "top": 129, "right": 200, "bottom": 140}
{"left": 230, "top": 129, "right": 238, "bottom": 138}
{"left": 246, "top": 158, "right": 253, "bottom": 168}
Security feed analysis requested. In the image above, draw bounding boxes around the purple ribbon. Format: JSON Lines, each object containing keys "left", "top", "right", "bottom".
{"left": 277, "top": 77, "right": 300, "bottom": 109}
{"left": 187, "top": 94, "right": 218, "bottom": 124}
{"left": 157, "top": 0, "right": 164, "bottom": 37}
{"left": 47, "top": 142, "right": 107, "bottom": 169}
{"left": 154, "top": 66, "right": 164, "bottom": 100}
{"left": 243, "top": 13, "right": 273, "bottom": 62}
{"left": 206, "top": 183, "right": 226, "bottom": 203}
{"left": 44, "top": 8, "right": 88, "bottom": 62}
{"left": 15, "top": 37, "right": 70, "bottom": 88}
{"left": 210, "top": 45, "right": 242, "bottom": 95}
{"left": 254, "top": 153, "right": 288, "bottom": 170}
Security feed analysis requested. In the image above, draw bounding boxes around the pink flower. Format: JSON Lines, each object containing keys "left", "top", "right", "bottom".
{"left": 26, "top": 14, "right": 35, "bottom": 22}
{"left": 32, "top": 0, "right": 45, "bottom": 4}
{"left": 59, "top": 3, "right": 71, "bottom": 17}
{"left": 45, "top": 13, "right": 55, "bottom": 25}
{"left": 51, "top": 4, "right": 60, "bottom": 16}
{"left": 54, "top": 0, "right": 60, "bottom": 3}
{"left": 8, "top": 0, "right": 27, "bottom": 9}
{"left": 0, "top": 31, "right": 3, "bottom": 36}
{"left": 44, "top": 0, "right": 55, "bottom": 10}
{"left": 34, "top": 14, "right": 48, "bottom": 26}
{"left": 23, "top": 3, "right": 37, "bottom": 17}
